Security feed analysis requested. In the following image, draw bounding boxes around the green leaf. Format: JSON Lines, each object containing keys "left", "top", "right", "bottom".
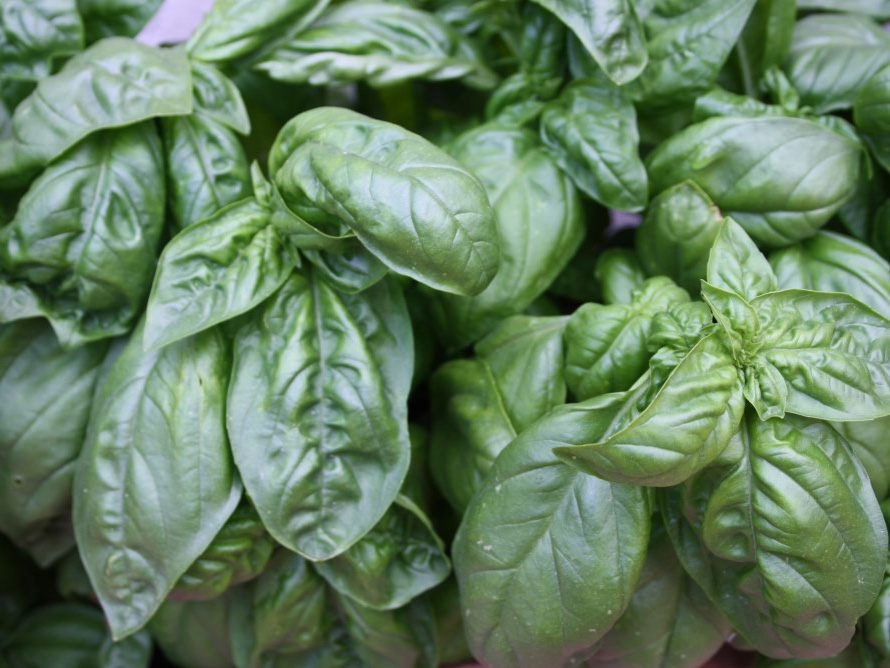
{"left": 855, "top": 64, "right": 890, "bottom": 175}
{"left": 0, "top": 0, "right": 83, "bottom": 83}
{"left": 734, "top": 0, "right": 797, "bottom": 94}
{"left": 706, "top": 218, "right": 777, "bottom": 301}
{"left": 785, "top": 13, "right": 890, "bottom": 114}
{"left": 301, "top": 243, "right": 389, "bottom": 295}
{"left": 555, "top": 334, "right": 744, "bottom": 487}
{"left": 646, "top": 116, "right": 862, "bottom": 247}
{"left": 0, "top": 321, "right": 107, "bottom": 566}
{"left": 752, "top": 289, "right": 890, "bottom": 421}
{"left": 257, "top": 1, "right": 497, "bottom": 90}
{"left": 429, "top": 315, "right": 567, "bottom": 511}
{"left": 227, "top": 273, "right": 412, "bottom": 560}
{"left": 832, "top": 417, "right": 890, "bottom": 500}
{"left": 636, "top": 181, "right": 722, "bottom": 294}
{"left": 540, "top": 79, "right": 647, "bottom": 211}
{"left": 74, "top": 323, "right": 240, "bottom": 639}
{"left": 186, "top": 0, "right": 329, "bottom": 65}
{"left": 590, "top": 527, "right": 730, "bottom": 668}
{"left": 2, "top": 603, "right": 103, "bottom": 667}
{"left": 564, "top": 277, "right": 690, "bottom": 400}
{"left": 144, "top": 198, "right": 293, "bottom": 351}
{"left": 0, "top": 38, "right": 191, "bottom": 183}
{"left": 190, "top": 62, "right": 250, "bottom": 135}
{"left": 595, "top": 248, "right": 647, "bottom": 306}
{"left": 770, "top": 231, "right": 890, "bottom": 318}
{"left": 662, "top": 414, "right": 887, "bottom": 658}
{"left": 453, "top": 403, "right": 650, "bottom": 668}
{"left": 627, "top": 0, "right": 758, "bottom": 111}
{"left": 272, "top": 107, "right": 499, "bottom": 296}
{"left": 528, "top": 0, "right": 647, "bottom": 85}
{"left": 150, "top": 594, "right": 237, "bottom": 668}
{"left": 864, "top": 555, "right": 890, "bottom": 664}
{"left": 170, "top": 499, "right": 275, "bottom": 602}
{"left": 314, "top": 495, "right": 449, "bottom": 611}
{"left": 701, "top": 281, "right": 760, "bottom": 357}
{"left": 796, "top": 0, "right": 890, "bottom": 17}
{"left": 162, "top": 115, "right": 251, "bottom": 234}
{"left": 77, "top": 0, "right": 164, "bottom": 42}
{"left": 0, "top": 124, "right": 166, "bottom": 348}
{"left": 429, "top": 123, "right": 582, "bottom": 348}
{"left": 429, "top": 579, "right": 471, "bottom": 665}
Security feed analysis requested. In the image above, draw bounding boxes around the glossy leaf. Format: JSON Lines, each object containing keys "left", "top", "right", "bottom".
{"left": 855, "top": 63, "right": 890, "bottom": 175}
{"left": 0, "top": 0, "right": 83, "bottom": 83}
{"left": 555, "top": 334, "right": 745, "bottom": 487}
{"left": 77, "top": 0, "right": 164, "bottom": 43}
{"left": 429, "top": 123, "right": 582, "bottom": 348}
{"left": 227, "top": 273, "right": 412, "bottom": 560}
{"left": 646, "top": 115, "right": 862, "bottom": 247}
{"left": 564, "top": 277, "right": 690, "bottom": 400}
{"left": 272, "top": 107, "right": 499, "bottom": 296}
{"left": 770, "top": 230, "right": 890, "bottom": 317}
{"left": 314, "top": 495, "right": 450, "bottom": 611}
{"left": 529, "top": 0, "right": 647, "bottom": 86}
{"left": 708, "top": 218, "right": 778, "bottom": 302}
{"left": 429, "top": 315, "right": 567, "bottom": 511}
{"left": 190, "top": 61, "right": 250, "bottom": 135}
{"left": 796, "top": 0, "right": 890, "bottom": 17}
{"left": 301, "top": 242, "right": 389, "bottom": 295}
{"left": 662, "top": 414, "right": 887, "bottom": 658}
{"left": 170, "top": 499, "right": 275, "bottom": 602}
{"left": 734, "top": 0, "right": 797, "bottom": 92}
{"left": 74, "top": 324, "right": 240, "bottom": 639}
{"left": 636, "top": 180, "right": 722, "bottom": 294}
{"left": 0, "top": 321, "right": 107, "bottom": 566}
{"left": 0, "top": 38, "right": 191, "bottom": 182}
{"left": 150, "top": 594, "right": 237, "bottom": 668}
{"left": 595, "top": 248, "right": 647, "bottom": 306}
{"left": 752, "top": 289, "right": 890, "bottom": 421}
{"left": 539, "top": 79, "right": 647, "bottom": 211}
{"left": 144, "top": 198, "right": 293, "bottom": 351}
{"left": 589, "top": 527, "right": 730, "bottom": 668}
{"left": 186, "top": 0, "right": 328, "bottom": 64}
{"left": 785, "top": 13, "right": 890, "bottom": 114}
{"left": 453, "top": 403, "right": 650, "bottom": 668}
{"left": 257, "top": 1, "right": 497, "bottom": 90}
{"left": 832, "top": 417, "right": 890, "bottom": 500}
{"left": 627, "top": 0, "right": 758, "bottom": 111}
{"left": 0, "top": 124, "right": 166, "bottom": 348}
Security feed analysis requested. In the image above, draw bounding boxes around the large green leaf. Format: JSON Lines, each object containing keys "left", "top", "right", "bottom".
{"left": 453, "top": 403, "right": 650, "bottom": 668}
{"left": 429, "top": 315, "right": 567, "bottom": 511}
{"left": 627, "top": 0, "right": 758, "bottom": 110}
{"left": 539, "top": 79, "right": 647, "bottom": 211}
{"left": 589, "top": 527, "right": 730, "bottom": 668}
{"left": 662, "top": 414, "right": 887, "bottom": 659}
{"left": 227, "top": 273, "right": 412, "bottom": 560}
{"left": 563, "top": 277, "right": 689, "bottom": 400}
{"left": 752, "top": 289, "right": 890, "bottom": 421}
{"left": 144, "top": 198, "right": 293, "bottom": 351}
{"left": 770, "top": 231, "right": 890, "bottom": 318}
{"left": 529, "top": 0, "right": 647, "bottom": 85}
{"left": 257, "top": 1, "right": 497, "bottom": 89}
{"left": 0, "top": 124, "right": 166, "bottom": 347}
{"left": 646, "top": 115, "right": 862, "bottom": 247}
{"left": 636, "top": 181, "right": 722, "bottom": 294}
{"left": 0, "top": 0, "right": 83, "bottom": 83}
{"left": 186, "top": 0, "right": 328, "bottom": 65}
{"left": 0, "top": 38, "right": 191, "bottom": 183}
{"left": 74, "top": 323, "right": 240, "bottom": 639}
{"left": 556, "top": 334, "right": 745, "bottom": 487}
{"left": 429, "top": 123, "right": 582, "bottom": 348}
{"left": 785, "top": 13, "right": 890, "bottom": 114}
{"left": 272, "top": 107, "right": 499, "bottom": 296}
{"left": 832, "top": 418, "right": 890, "bottom": 500}
{"left": 0, "top": 321, "right": 107, "bottom": 566}
{"left": 314, "top": 495, "right": 450, "bottom": 611}
{"left": 76, "top": 0, "right": 164, "bottom": 43}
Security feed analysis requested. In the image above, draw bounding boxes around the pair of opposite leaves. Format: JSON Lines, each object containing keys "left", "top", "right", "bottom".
{"left": 454, "top": 217, "right": 890, "bottom": 667}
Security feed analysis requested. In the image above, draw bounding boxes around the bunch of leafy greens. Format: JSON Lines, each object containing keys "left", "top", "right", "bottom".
{"left": 4, "top": 1, "right": 890, "bottom": 667}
